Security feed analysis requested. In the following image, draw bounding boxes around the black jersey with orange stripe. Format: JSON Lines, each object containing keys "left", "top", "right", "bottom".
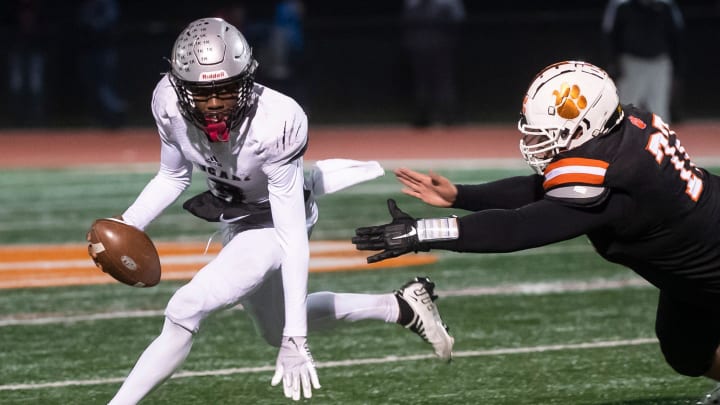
{"left": 437, "top": 105, "right": 720, "bottom": 301}
{"left": 545, "top": 106, "right": 705, "bottom": 212}
{"left": 545, "top": 105, "right": 720, "bottom": 299}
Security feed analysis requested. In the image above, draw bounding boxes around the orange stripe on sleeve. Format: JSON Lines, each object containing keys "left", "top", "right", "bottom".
{"left": 543, "top": 173, "right": 606, "bottom": 189}
{"left": 543, "top": 157, "right": 609, "bottom": 190}
{"left": 545, "top": 157, "right": 609, "bottom": 172}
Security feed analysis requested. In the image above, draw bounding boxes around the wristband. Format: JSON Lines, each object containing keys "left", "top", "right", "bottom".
{"left": 416, "top": 217, "right": 459, "bottom": 242}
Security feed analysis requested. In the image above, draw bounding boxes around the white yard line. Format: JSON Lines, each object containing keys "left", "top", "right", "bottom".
{"left": 0, "top": 309, "right": 166, "bottom": 326}
{"left": 0, "top": 337, "right": 657, "bottom": 391}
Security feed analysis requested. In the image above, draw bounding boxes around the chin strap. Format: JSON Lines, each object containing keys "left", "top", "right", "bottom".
{"left": 204, "top": 120, "right": 229, "bottom": 142}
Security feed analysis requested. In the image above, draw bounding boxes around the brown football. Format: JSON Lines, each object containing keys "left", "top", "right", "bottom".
{"left": 86, "top": 218, "right": 161, "bottom": 287}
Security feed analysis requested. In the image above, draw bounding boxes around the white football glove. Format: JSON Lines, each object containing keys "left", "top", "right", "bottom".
{"left": 271, "top": 336, "right": 321, "bottom": 401}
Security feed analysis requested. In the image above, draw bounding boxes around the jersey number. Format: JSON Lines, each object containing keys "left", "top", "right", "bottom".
{"left": 645, "top": 115, "right": 703, "bottom": 201}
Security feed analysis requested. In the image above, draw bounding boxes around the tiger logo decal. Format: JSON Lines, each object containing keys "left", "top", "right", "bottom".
{"left": 552, "top": 83, "right": 587, "bottom": 119}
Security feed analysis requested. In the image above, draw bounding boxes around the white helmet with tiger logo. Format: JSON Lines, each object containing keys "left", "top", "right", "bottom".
{"left": 518, "top": 61, "right": 624, "bottom": 174}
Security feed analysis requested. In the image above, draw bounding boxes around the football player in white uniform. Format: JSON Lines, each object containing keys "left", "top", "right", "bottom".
{"left": 107, "top": 18, "right": 454, "bottom": 404}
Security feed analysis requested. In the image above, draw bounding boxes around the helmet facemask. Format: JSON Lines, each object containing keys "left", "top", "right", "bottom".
{"left": 518, "top": 118, "right": 574, "bottom": 174}
{"left": 517, "top": 61, "right": 624, "bottom": 174}
{"left": 168, "top": 18, "right": 258, "bottom": 142}
{"left": 170, "top": 63, "right": 257, "bottom": 142}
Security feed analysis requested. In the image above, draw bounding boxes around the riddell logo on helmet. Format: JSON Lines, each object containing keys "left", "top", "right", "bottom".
{"left": 199, "top": 70, "right": 227, "bottom": 81}
{"left": 552, "top": 83, "right": 587, "bottom": 119}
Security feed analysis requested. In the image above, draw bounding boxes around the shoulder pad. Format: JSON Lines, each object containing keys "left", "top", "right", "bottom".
{"left": 266, "top": 113, "right": 308, "bottom": 166}
{"left": 152, "top": 75, "right": 181, "bottom": 119}
{"left": 542, "top": 157, "right": 611, "bottom": 207}
{"left": 544, "top": 185, "right": 610, "bottom": 207}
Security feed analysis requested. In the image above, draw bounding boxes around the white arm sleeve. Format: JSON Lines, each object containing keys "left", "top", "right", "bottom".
{"left": 122, "top": 130, "right": 193, "bottom": 230}
{"left": 267, "top": 159, "right": 309, "bottom": 337}
{"left": 264, "top": 111, "right": 310, "bottom": 337}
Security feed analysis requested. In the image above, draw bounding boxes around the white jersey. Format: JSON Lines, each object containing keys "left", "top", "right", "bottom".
{"left": 122, "top": 74, "right": 315, "bottom": 337}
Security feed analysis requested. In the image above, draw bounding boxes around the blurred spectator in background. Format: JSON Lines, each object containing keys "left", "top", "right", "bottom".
{"left": 402, "top": 0, "right": 465, "bottom": 128}
{"left": 77, "top": 0, "right": 126, "bottom": 127}
{"left": 256, "top": 0, "right": 308, "bottom": 110}
{"left": 602, "top": 0, "right": 684, "bottom": 123}
{"left": 7, "top": 0, "right": 47, "bottom": 127}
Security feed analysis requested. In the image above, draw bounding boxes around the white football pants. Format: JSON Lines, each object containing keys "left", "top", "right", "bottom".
{"left": 108, "top": 227, "right": 399, "bottom": 405}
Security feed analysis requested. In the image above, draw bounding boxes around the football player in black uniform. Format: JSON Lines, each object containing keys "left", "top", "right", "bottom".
{"left": 352, "top": 61, "right": 720, "bottom": 402}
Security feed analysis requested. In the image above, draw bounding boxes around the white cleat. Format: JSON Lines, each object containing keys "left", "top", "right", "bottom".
{"left": 698, "top": 384, "right": 720, "bottom": 404}
{"left": 395, "top": 276, "right": 454, "bottom": 362}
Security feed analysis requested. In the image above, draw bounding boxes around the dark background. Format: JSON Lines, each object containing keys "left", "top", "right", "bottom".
{"left": 0, "top": 1, "right": 718, "bottom": 128}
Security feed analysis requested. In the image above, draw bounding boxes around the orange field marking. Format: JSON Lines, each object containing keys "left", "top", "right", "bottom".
{"left": 0, "top": 241, "right": 437, "bottom": 289}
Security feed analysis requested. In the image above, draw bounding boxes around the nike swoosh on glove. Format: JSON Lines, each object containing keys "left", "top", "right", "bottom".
{"left": 271, "top": 336, "right": 321, "bottom": 401}
{"left": 352, "top": 198, "right": 429, "bottom": 263}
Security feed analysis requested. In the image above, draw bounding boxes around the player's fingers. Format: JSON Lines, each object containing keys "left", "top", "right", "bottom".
{"left": 352, "top": 240, "right": 370, "bottom": 249}
{"left": 366, "top": 253, "right": 382, "bottom": 263}
{"left": 428, "top": 170, "right": 445, "bottom": 185}
{"left": 395, "top": 170, "right": 422, "bottom": 187}
{"left": 354, "top": 225, "right": 382, "bottom": 236}
{"left": 396, "top": 176, "right": 419, "bottom": 192}
{"left": 291, "top": 372, "right": 301, "bottom": 401}
{"left": 271, "top": 366, "right": 283, "bottom": 386}
{"left": 355, "top": 234, "right": 387, "bottom": 247}
{"left": 309, "top": 367, "right": 321, "bottom": 389}
{"left": 385, "top": 249, "right": 403, "bottom": 259}
{"left": 388, "top": 200, "right": 413, "bottom": 221}
{"left": 395, "top": 167, "right": 426, "bottom": 183}
{"left": 283, "top": 372, "right": 296, "bottom": 400}
{"left": 400, "top": 187, "right": 421, "bottom": 199}
{"left": 386, "top": 198, "right": 398, "bottom": 214}
{"left": 353, "top": 233, "right": 386, "bottom": 248}
{"left": 367, "top": 249, "right": 399, "bottom": 263}
{"left": 300, "top": 370, "right": 312, "bottom": 399}
{"left": 354, "top": 241, "right": 385, "bottom": 251}
{"left": 351, "top": 234, "right": 378, "bottom": 244}
{"left": 282, "top": 374, "right": 293, "bottom": 398}
{"left": 369, "top": 252, "right": 392, "bottom": 263}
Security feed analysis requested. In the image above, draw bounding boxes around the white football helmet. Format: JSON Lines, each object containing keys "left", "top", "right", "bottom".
{"left": 518, "top": 61, "right": 623, "bottom": 174}
{"left": 168, "top": 17, "right": 258, "bottom": 141}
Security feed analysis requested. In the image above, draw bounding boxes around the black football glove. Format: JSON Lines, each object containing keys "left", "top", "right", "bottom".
{"left": 352, "top": 199, "right": 430, "bottom": 263}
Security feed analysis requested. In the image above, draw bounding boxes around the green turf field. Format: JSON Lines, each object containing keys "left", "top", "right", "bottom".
{"left": 0, "top": 164, "right": 715, "bottom": 404}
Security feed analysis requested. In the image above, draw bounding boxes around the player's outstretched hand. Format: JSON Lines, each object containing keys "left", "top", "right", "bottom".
{"left": 271, "top": 336, "right": 321, "bottom": 401}
{"left": 395, "top": 167, "right": 457, "bottom": 208}
{"left": 352, "top": 199, "right": 429, "bottom": 263}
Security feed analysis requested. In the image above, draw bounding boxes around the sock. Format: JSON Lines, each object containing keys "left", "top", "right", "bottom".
{"left": 108, "top": 318, "right": 194, "bottom": 405}
{"left": 307, "top": 292, "right": 399, "bottom": 331}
